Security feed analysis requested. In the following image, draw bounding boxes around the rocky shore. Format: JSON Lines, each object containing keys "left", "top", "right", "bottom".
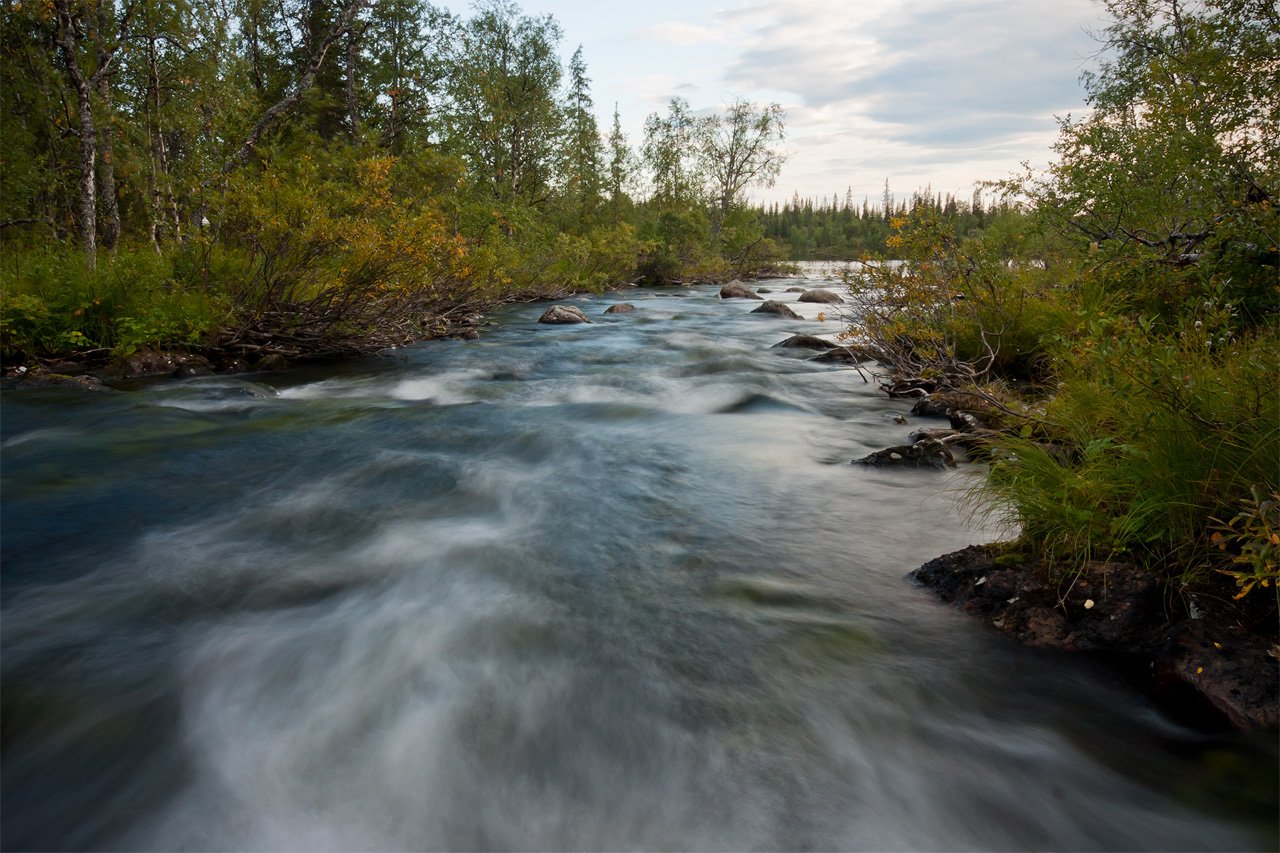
{"left": 912, "top": 544, "right": 1278, "bottom": 733}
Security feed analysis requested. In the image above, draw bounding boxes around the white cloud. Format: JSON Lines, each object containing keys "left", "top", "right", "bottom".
{"left": 638, "top": 21, "right": 725, "bottom": 46}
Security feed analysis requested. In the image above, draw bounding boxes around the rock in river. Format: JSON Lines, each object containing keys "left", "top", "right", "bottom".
{"left": 719, "top": 280, "right": 763, "bottom": 300}
{"left": 799, "top": 288, "right": 844, "bottom": 304}
{"left": 855, "top": 439, "right": 955, "bottom": 469}
{"left": 751, "top": 300, "right": 802, "bottom": 319}
{"left": 773, "top": 334, "right": 839, "bottom": 351}
{"left": 604, "top": 303, "right": 636, "bottom": 314}
{"left": 539, "top": 305, "right": 591, "bottom": 324}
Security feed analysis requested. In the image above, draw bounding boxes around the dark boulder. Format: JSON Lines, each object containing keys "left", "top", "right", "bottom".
{"left": 604, "top": 303, "right": 636, "bottom": 314}
{"left": 811, "top": 346, "right": 875, "bottom": 364}
{"left": 757, "top": 287, "right": 772, "bottom": 293}
{"left": 785, "top": 287, "right": 806, "bottom": 293}
{"left": 253, "top": 353, "right": 291, "bottom": 372}
{"left": 854, "top": 439, "right": 955, "bottom": 469}
{"left": 773, "top": 334, "right": 840, "bottom": 351}
{"left": 750, "top": 300, "right": 802, "bottom": 319}
{"left": 798, "top": 288, "right": 844, "bottom": 304}
{"left": 539, "top": 305, "right": 591, "bottom": 324}
{"left": 719, "top": 280, "right": 763, "bottom": 300}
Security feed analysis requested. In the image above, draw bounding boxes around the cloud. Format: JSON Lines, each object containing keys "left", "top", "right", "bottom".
{"left": 638, "top": 21, "right": 724, "bottom": 46}
{"left": 701, "top": 0, "right": 1102, "bottom": 200}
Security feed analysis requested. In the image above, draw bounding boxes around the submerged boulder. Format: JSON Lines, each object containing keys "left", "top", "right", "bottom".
{"left": 798, "top": 288, "right": 844, "bottom": 304}
{"left": 785, "top": 287, "right": 806, "bottom": 293}
{"left": 604, "top": 303, "right": 636, "bottom": 314}
{"left": 720, "top": 280, "right": 763, "bottom": 300}
{"left": 750, "top": 300, "right": 802, "bottom": 319}
{"left": 539, "top": 305, "right": 591, "bottom": 324}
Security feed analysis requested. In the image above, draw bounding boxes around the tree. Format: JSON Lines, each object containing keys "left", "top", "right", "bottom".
{"left": 605, "top": 102, "right": 633, "bottom": 219}
{"left": 560, "top": 43, "right": 603, "bottom": 222}
{"left": 1023, "top": 0, "right": 1279, "bottom": 316}
{"left": 438, "top": 0, "right": 564, "bottom": 203}
{"left": 642, "top": 97, "right": 704, "bottom": 207}
{"left": 52, "top": 0, "right": 136, "bottom": 266}
{"left": 698, "top": 99, "right": 785, "bottom": 237}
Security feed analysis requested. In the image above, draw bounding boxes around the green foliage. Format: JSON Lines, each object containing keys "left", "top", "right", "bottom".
{"left": 0, "top": 249, "right": 226, "bottom": 359}
{"left": 978, "top": 325, "right": 1279, "bottom": 583}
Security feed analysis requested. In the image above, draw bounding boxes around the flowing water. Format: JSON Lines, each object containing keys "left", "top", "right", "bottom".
{"left": 2, "top": 281, "right": 1275, "bottom": 851}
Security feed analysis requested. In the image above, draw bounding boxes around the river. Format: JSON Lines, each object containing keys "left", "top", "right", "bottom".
{"left": 2, "top": 279, "right": 1274, "bottom": 850}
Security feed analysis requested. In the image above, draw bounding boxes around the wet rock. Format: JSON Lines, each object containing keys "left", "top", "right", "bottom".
{"left": 253, "top": 353, "right": 291, "bottom": 372}
{"left": 750, "top": 300, "right": 802, "bottom": 319}
{"left": 1155, "top": 621, "right": 1280, "bottom": 732}
{"left": 785, "top": 287, "right": 806, "bottom": 293}
{"left": 604, "top": 303, "right": 636, "bottom": 314}
{"left": 109, "top": 349, "right": 213, "bottom": 379}
{"left": 908, "top": 427, "right": 962, "bottom": 445}
{"left": 773, "top": 334, "right": 839, "bottom": 351}
{"left": 798, "top": 288, "right": 844, "bottom": 304}
{"left": 949, "top": 409, "right": 987, "bottom": 431}
{"left": 459, "top": 329, "right": 481, "bottom": 340}
{"left": 855, "top": 439, "right": 955, "bottom": 469}
{"left": 6, "top": 368, "right": 106, "bottom": 391}
{"left": 910, "top": 392, "right": 971, "bottom": 418}
{"left": 757, "top": 287, "right": 772, "bottom": 293}
{"left": 719, "top": 280, "right": 763, "bottom": 300}
{"left": 539, "top": 305, "right": 591, "bottom": 324}
{"left": 811, "top": 346, "right": 876, "bottom": 364}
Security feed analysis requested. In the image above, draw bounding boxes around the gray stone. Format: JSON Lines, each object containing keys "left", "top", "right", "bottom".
{"left": 539, "top": 305, "right": 591, "bottom": 324}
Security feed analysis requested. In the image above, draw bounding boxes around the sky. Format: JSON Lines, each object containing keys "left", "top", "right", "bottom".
{"left": 438, "top": 0, "right": 1111, "bottom": 206}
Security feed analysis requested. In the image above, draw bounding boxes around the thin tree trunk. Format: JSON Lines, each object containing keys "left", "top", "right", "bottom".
{"left": 54, "top": 1, "right": 98, "bottom": 267}
{"left": 96, "top": 5, "right": 120, "bottom": 252}
{"left": 148, "top": 36, "right": 181, "bottom": 240}
{"left": 344, "top": 25, "right": 359, "bottom": 139}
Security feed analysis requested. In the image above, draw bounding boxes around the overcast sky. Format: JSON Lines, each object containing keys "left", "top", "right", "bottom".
{"left": 439, "top": 0, "right": 1110, "bottom": 206}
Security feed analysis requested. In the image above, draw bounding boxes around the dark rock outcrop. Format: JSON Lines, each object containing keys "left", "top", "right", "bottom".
{"left": 854, "top": 439, "right": 955, "bottom": 469}
{"left": 750, "top": 300, "right": 802, "bottom": 319}
{"left": 719, "top": 280, "right": 763, "bottom": 300}
{"left": 798, "top": 288, "right": 844, "bottom": 304}
{"left": 604, "top": 303, "right": 636, "bottom": 314}
{"left": 912, "top": 545, "right": 1279, "bottom": 732}
{"left": 539, "top": 305, "right": 591, "bottom": 324}
{"left": 109, "top": 349, "right": 214, "bottom": 379}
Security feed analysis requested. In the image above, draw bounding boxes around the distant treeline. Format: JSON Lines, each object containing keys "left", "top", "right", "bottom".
{"left": 756, "top": 186, "right": 1023, "bottom": 259}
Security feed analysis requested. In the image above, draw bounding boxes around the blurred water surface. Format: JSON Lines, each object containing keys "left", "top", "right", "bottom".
{"left": 3, "top": 282, "right": 1275, "bottom": 850}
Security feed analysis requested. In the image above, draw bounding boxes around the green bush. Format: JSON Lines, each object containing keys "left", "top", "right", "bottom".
{"left": 977, "top": 325, "right": 1280, "bottom": 582}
